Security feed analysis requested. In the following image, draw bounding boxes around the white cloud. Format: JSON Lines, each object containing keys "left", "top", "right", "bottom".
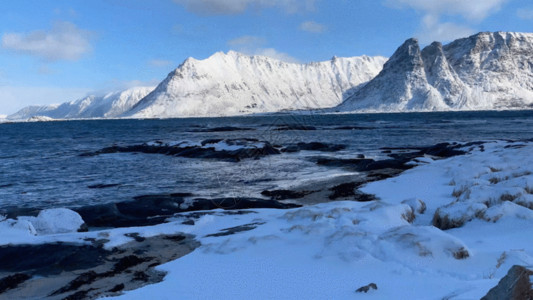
{"left": 517, "top": 8, "right": 533, "bottom": 20}
{"left": 254, "top": 48, "right": 300, "bottom": 63}
{"left": 0, "top": 86, "right": 91, "bottom": 115}
{"left": 148, "top": 59, "right": 174, "bottom": 68}
{"left": 299, "top": 21, "right": 326, "bottom": 33}
{"left": 173, "top": 0, "right": 316, "bottom": 15}
{"left": 417, "top": 14, "right": 475, "bottom": 44}
{"left": 1, "top": 22, "right": 93, "bottom": 62}
{"left": 386, "top": 0, "right": 507, "bottom": 43}
{"left": 227, "top": 35, "right": 299, "bottom": 63}
{"left": 386, "top": 0, "right": 507, "bottom": 21}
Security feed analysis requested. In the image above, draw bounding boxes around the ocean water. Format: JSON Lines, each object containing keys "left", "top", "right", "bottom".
{"left": 1, "top": 110, "right": 532, "bottom": 210}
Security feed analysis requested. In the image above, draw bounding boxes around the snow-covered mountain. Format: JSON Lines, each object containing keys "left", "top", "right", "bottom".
{"left": 124, "top": 51, "right": 387, "bottom": 118}
{"left": 336, "top": 32, "right": 533, "bottom": 112}
{"left": 8, "top": 87, "right": 155, "bottom": 120}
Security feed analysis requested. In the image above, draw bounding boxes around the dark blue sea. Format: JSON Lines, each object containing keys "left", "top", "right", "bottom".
{"left": 1, "top": 111, "right": 532, "bottom": 210}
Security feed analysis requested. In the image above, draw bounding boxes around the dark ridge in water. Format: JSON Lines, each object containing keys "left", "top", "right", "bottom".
{"left": 1, "top": 110, "right": 532, "bottom": 209}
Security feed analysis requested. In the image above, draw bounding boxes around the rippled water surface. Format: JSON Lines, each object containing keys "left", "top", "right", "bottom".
{"left": 1, "top": 111, "right": 532, "bottom": 210}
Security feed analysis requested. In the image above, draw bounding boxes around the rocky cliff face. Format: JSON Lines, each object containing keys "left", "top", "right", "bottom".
{"left": 124, "top": 51, "right": 387, "bottom": 118}
{"left": 337, "top": 32, "right": 533, "bottom": 112}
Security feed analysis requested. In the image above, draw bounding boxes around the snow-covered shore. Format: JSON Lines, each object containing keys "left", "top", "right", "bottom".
{"left": 2, "top": 140, "right": 533, "bottom": 299}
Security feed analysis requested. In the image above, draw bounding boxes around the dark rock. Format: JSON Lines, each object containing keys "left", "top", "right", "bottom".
{"left": 316, "top": 157, "right": 375, "bottom": 169}
{"left": 133, "top": 271, "right": 149, "bottom": 282}
{"left": 189, "top": 197, "right": 301, "bottom": 211}
{"left": 282, "top": 142, "right": 346, "bottom": 153}
{"left": 51, "top": 271, "right": 100, "bottom": 296}
{"left": 125, "top": 233, "right": 146, "bottom": 242}
{"left": 63, "top": 290, "right": 92, "bottom": 300}
{"left": 0, "top": 234, "right": 199, "bottom": 300}
{"left": 87, "top": 184, "right": 120, "bottom": 189}
{"left": 162, "top": 235, "right": 186, "bottom": 242}
{"left": 329, "top": 182, "right": 358, "bottom": 199}
{"left": 200, "top": 138, "right": 223, "bottom": 146}
{"left": 274, "top": 124, "right": 316, "bottom": 131}
{"left": 353, "top": 192, "right": 378, "bottom": 202}
{"left": 181, "top": 220, "right": 195, "bottom": 225}
{"left": 80, "top": 139, "right": 281, "bottom": 162}
{"left": 205, "top": 222, "right": 265, "bottom": 237}
{"left": 0, "top": 273, "right": 31, "bottom": 293}
{"left": 328, "top": 182, "right": 377, "bottom": 201}
{"left": 75, "top": 195, "right": 300, "bottom": 228}
{"left": 77, "top": 223, "right": 89, "bottom": 233}
{"left": 109, "top": 283, "right": 125, "bottom": 293}
{"left": 356, "top": 283, "right": 378, "bottom": 293}
{"left": 189, "top": 126, "right": 255, "bottom": 132}
{"left": 0, "top": 244, "right": 109, "bottom": 275}
{"left": 261, "top": 189, "right": 315, "bottom": 200}
{"left": 481, "top": 265, "right": 533, "bottom": 300}
{"left": 332, "top": 126, "right": 374, "bottom": 130}
{"left": 113, "top": 255, "right": 151, "bottom": 273}
{"left": 421, "top": 142, "right": 466, "bottom": 158}
{"left": 452, "top": 247, "right": 470, "bottom": 260}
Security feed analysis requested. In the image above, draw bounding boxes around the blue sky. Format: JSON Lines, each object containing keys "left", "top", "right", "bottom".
{"left": 0, "top": 0, "right": 532, "bottom": 115}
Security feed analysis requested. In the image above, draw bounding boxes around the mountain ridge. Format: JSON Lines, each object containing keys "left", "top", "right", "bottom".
{"left": 124, "top": 51, "right": 387, "bottom": 118}
{"left": 8, "top": 31, "right": 533, "bottom": 120}
{"left": 336, "top": 31, "right": 533, "bottom": 112}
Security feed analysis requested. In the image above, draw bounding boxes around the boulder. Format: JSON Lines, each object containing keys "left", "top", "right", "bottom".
{"left": 481, "top": 265, "right": 533, "bottom": 300}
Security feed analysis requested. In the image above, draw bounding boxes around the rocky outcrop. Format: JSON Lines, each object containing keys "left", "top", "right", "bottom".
{"left": 481, "top": 265, "right": 533, "bottom": 300}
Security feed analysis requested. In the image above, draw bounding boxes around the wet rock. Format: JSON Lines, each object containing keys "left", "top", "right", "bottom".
{"left": 133, "top": 271, "right": 149, "bottom": 282}
{"left": 1, "top": 234, "right": 199, "bottom": 299}
{"left": 80, "top": 139, "right": 281, "bottom": 162}
{"left": 75, "top": 195, "right": 300, "bottom": 228}
{"left": 189, "top": 126, "right": 255, "bottom": 132}
{"left": 63, "top": 290, "right": 92, "bottom": 300}
{"left": 356, "top": 283, "right": 378, "bottom": 293}
{"left": 113, "top": 255, "right": 151, "bottom": 273}
{"left": 332, "top": 126, "right": 374, "bottom": 130}
{"left": 261, "top": 189, "right": 316, "bottom": 200}
{"left": 0, "top": 243, "right": 109, "bottom": 275}
{"left": 328, "top": 182, "right": 359, "bottom": 199}
{"left": 316, "top": 157, "right": 374, "bottom": 169}
{"left": 315, "top": 156, "right": 413, "bottom": 172}
{"left": 51, "top": 271, "right": 100, "bottom": 296}
{"left": 109, "top": 283, "right": 125, "bottom": 293}
{"left": 87, "top": 184, "right": 120, "bottom": 189}
{"left": 481, "top": 265, "right": 533, "bottom": 300}
{"left": 0, "top": 273, "right": 31, "bottom": 293}
{"left": 205, "top": 222, "right": 265, "bottom": 237}
{"left": 274, "top": 124, "right": 316, "bottom": 131}
{"left": 282, "top": 142, "right": 346, "bottom": 153}
{"left": 328, "top": 182, "right": 378, "bottom": 202}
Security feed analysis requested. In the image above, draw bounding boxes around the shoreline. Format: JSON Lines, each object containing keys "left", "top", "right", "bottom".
{"left": 1, "top": 139, "right": 533, "bottom": 298}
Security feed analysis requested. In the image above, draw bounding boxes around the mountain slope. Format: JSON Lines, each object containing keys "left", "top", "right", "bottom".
{"left": 337, "top": 32, "right": 533, "bottom": 112}
{"left": 8, "top": 87, "right": 155, "bottom": 120}
{"left": 124, "top": 51, "right": 387, "bottom": 118}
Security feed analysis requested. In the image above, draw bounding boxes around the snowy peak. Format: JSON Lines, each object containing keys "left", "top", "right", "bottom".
{"left": 125, "top": 51, "right": 387, "bottom": 118}
{"left": 8, "top": 86, "right": 155, "bottom": 120}
{"left": 338, "top": 31, "right": 533, "bottom": 112}
{"left": 336, "top": 37, "right": 447, "bottom": 111}
{"left": 385, "top": 38, "right": 423, "bottom": 71}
